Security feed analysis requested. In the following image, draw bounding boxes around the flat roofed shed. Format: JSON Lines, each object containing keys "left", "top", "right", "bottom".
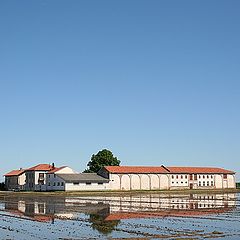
{"left": 56, "top": 173, "right": 109, "bottom": 183}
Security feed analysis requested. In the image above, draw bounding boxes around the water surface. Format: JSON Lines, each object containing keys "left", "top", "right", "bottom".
{"left": 0, "top": 192, "right": 239, "bottom": 239}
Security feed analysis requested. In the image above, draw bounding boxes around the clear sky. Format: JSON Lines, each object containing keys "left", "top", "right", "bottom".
{"left": 0, "top": 1, "right": 239, "bottom": 181}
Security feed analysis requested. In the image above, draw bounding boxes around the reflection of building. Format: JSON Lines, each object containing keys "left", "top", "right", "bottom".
{"left": 2, "top": 193, "right": 236, "bottom": 224}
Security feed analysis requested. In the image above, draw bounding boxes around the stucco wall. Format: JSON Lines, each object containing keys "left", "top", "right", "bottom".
{"left": 109, "top": 173, "right": 170, "bottom": 190}
{"left": 65, "top": 182, "right": 109, "bottom": 191}
{"left": 215, "top": 174, "right": 223, "bottom": 189}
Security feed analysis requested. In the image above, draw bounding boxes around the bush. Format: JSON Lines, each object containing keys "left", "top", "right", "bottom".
{"left": 236, "top": 182, "right": 240, "bottom": 189}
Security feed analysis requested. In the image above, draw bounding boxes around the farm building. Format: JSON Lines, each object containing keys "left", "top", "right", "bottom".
{"left": 4, "top": 164, "right": 236, "bottom": 191}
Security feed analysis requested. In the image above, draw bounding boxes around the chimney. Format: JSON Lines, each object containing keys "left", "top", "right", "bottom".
{"left": 52, "top": 163, "right": 55, "bottom": 169}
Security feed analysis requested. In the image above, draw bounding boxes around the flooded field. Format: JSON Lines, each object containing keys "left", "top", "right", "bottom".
{"left": 0, "top": 192, "right": 239, "bottom": 239}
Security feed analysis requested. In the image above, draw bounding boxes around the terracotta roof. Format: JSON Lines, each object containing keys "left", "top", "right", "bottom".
{"left": 27, "top": 164, "right": 54, "bottom": 171}
{"left": 48, "top": 166, "right": 67, "bottom": 173}
{"left": 4, "top": 169, "right": 25, "bottom": 176}
{"left": 167, "top": 167, "right": 235, "bottom": 174}
{"left": 104, "top": 166, "right": 169, "bottom": 174}
{"left": 104, "top": 166, "right": 235, "bottom": 174}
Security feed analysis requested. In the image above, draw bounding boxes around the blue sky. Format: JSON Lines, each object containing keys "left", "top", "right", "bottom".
{"left": 0, "top": 1, "right": 239, "bottom": 181}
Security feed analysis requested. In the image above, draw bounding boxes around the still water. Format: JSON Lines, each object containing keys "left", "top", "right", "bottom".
{"left": 0, "top": 192, "right": 239, "bottom": 239}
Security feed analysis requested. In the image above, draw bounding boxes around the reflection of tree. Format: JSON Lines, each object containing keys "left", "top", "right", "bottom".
{"left": 89, "top": 214, "right": 120, "bottom": 235}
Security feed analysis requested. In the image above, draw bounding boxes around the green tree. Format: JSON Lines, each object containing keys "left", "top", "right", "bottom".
{"left": 84, "top": 149, "right": 120, "bottom": 173}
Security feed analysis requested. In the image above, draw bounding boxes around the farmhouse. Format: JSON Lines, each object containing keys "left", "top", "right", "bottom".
{"left": 4, "top": 168, "right": 26, "bottom": 191}
{"left": 4, "top": 164, "right": 236, "bottom": 191}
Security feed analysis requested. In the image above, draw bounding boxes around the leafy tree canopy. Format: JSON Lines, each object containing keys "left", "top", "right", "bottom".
{"left": 84, "top": 149, "right": 120, "bottom": 173}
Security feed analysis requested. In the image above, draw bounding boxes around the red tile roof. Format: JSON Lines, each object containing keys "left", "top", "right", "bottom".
{"left": 4, "top": 169, "right": 25, "bottom": 176}
{"left": 48, "top": 166, "right": 67, "bottom": 173}
{"left": 104, "top": 208, "right": 234, "bottom": 221}
{"left": 167, "top": 167, "right": 235, "bottom": 174}
{"left": 104, "top": 166, "right": 235, "bottom": 174}
{"left": 27, "top": 164, "right": 54, "bottom": 171}
{"left": 104, "top": 166, "right": 168, "bottom": 174}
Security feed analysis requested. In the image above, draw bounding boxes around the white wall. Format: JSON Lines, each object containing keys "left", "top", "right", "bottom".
{"left": 109, "top": 173, "right": 170, "bottom": 190}
{"left": 65, "top": 182, "right": 109, "bottom": 191}
{"left": 46, "top": 174, "right": 65, "bottom": 191}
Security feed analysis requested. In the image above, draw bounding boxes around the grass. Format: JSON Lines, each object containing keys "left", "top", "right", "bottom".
{"left": 0, "top": 187, "right": 239, "bottom": 197}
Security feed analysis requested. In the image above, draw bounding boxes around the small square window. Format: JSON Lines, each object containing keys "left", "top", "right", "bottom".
{"left": 98, "top": 182, "right": 103, "bottom": 185}
{"left": 86, "top": 182, "right": 91, "bottom": 185}
{"left": 61, "top": 182, "right": 64, "bottom": 186}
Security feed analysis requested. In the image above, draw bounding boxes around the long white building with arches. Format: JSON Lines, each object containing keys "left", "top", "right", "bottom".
{"left": 97, "top": 165, "right": 236, "bottom": 191}
{"left": 4, "top": 164, "right": 236, "bottom": 191}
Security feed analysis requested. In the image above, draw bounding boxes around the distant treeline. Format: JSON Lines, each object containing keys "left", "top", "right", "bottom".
{"left": 237, "top": 182, "right": 240, "bottom": 189}
{"left": 0, "top": 182, "right": 6, "bottom": 191}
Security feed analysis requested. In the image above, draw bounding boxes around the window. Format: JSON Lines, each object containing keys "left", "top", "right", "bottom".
{"left": 207, "top": 181, "right": 209, "bottom": 186}
{"left": 211, "top": 181, "right": 214, "bottom": 186}
{"left": 39, "top": 173, "right": 44, "bottom": 179}
{"left": 181, "top": 175, "right": 183, "bottom": 179}
{"left": 203, "top": 175, "right": 205, "bottom": 179}
{"left": 194, "top": 174, "right": 197, "bottom": 180}
{"left": 172, "top": 182, "right": 174, "bottom": 184}
{"left": 199, "top": 182, "right": 201, "bottom": 186}
{"left": 53, "top": 182, "right": 56, "bottom": 186}
{"left": 48, "top": 175, "right": 50, "bottom": 178}
{"left": 176, "top": 175, "right": 178, "bottom": 179}
{"left": 190, "top": 174, "right": 193, "bottom": 180}
{"left": 48, "top": 183, "right": 50, "bottom": 186}
{"left": 61, "top": 182, "right": 64, "bottom": 186}
{"left": 185, "top": 175, "right": 187, "bottom": 179}
{"left": 73, "top": 182, "right": 79, "bottom": 185}
{"left": 223, "top": 174, "right": 227, "bottom": 179}
{"left": 203, "top": 181, "right": 205, "bottom": 186}
{"left": 54, "top": 175, "right": 56, "bottom": 178}
{"left": 98, "top": 182, "right": 103, "bottom": 185}
{"left": 172, "top": 175, "right": 174, "bottom": 179}
{"left": 86, "top": 182, "right": 91, "bottom": 185}
{"left": 57, "top": 182, "right": 60, "bottom": 186}
{"left": 181, "top": 181, "right": 183, "bottom": 184}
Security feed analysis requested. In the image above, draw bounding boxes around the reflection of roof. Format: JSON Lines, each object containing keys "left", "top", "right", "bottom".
{"left": 57, "top": 173, "right": 109, "bottom": 183}
{"left": 27, "top": 164, "right": 54, "bottom": 171}
{"left": 167, "top": 167, "right": 235, "bottom": 174}
{"left": 104, "top": 166, "right": 235, "bottom": 174}
{"left": 4, "top": 169, "right": 25, "bottom": 176}
{"left": 48, "top": 166, "right": 67, "bottom": 173}
{"left": 105, "top": 208, "right": 235, "bottom": 221}
{"left": 32, "top": 215, "right": 53, "bottom": 222}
